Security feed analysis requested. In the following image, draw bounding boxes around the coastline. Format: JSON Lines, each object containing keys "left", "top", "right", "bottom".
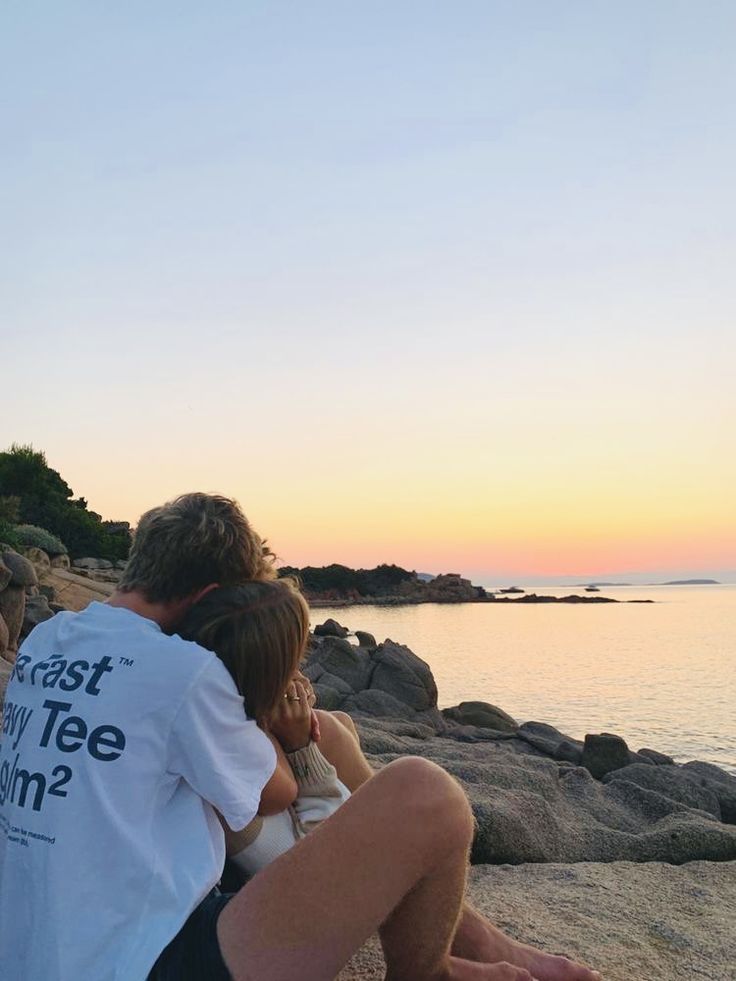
{"left": 309, "top": 592, "right": 652, "bottom": 608}
{"left": 307, "top": 616, "right": 736, "bottom": 978}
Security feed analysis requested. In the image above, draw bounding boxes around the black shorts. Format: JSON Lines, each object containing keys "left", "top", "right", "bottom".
{"left": 148, "top": 889, "right": 234, "bottom": 981}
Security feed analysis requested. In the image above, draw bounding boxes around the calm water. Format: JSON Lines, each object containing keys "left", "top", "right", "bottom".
{"left": 311, "top": 585, "right": 736, "bottom": 774}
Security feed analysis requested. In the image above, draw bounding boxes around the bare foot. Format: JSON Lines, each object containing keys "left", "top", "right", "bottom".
{"left": 514, "top": 944, "right": 602, "bottom": 981}
{"left": 452, "top": 907, "right": 601, "bottom": 981}
{"left": 437, "top": 957, "right": 539, "bottom": 980}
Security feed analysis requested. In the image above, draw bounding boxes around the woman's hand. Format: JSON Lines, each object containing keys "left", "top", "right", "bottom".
{"left": 293, "top": 671, "right": 321, "bottom": 742}
{"left": 294, "top": 670, "right": 316, "bottom": 707}
{"left": 269, "top": 679, "right": 312, "bottom": 753}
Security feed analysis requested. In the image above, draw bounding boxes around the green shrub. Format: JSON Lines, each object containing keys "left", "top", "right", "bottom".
{"left": 279, "top": 563, "right": 416, "bottom": 597}
{"left": 14, "top": 524, "right": 68, "bottom": 555}
{"left": 0, "top": 519, "right": 21, "bottom": 550}
{"left": 0, "top": 444, "right": 131, "bottom": 561}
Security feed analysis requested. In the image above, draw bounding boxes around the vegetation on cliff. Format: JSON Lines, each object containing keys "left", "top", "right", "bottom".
{"left": 0, "top": 444, "right": 131, "bottom": 561}
{"left": 278, "top": 563, "right": 416, "bottom": 600}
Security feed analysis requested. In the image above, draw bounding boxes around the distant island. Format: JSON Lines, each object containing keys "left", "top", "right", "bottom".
{"left": 278, "top": 564, "right": 652, "bottom": 607}
{"left": 573, "top": 579, "right": 721, "bottom": 587}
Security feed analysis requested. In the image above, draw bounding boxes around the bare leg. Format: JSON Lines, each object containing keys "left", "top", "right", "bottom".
{"left": 315, "top": 712, "right": 602, "bottom": 980}
{"left": 453, "top": 907, "right": 602, "bottom": 981}
{"left": 217, "top": 757, "right": 531, "bottom": 981}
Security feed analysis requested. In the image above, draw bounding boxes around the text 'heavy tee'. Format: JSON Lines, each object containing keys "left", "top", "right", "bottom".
{"left": 0, "top": 601, "right": 276, "bottom": 981}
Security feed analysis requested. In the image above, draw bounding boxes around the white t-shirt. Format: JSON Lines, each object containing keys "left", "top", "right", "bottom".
{"left": 0, "top": 601, "right": 276, "bottom": 981}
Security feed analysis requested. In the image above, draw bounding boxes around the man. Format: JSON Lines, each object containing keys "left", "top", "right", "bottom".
{"left": 0, "top": 492, "right": 601, "bottom": 981}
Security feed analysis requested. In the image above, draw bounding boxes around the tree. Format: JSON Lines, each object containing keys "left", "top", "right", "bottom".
{"left": 0, "top": 444, "right": 131, "bottom": 560}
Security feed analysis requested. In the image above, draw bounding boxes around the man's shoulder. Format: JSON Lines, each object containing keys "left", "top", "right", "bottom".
{"left": 20, "top": 602, "right": 213, "bottom": 671}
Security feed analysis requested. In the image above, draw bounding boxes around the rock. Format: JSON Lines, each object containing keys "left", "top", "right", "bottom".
{"left": 23, "top": 546, "right": 51, "bottom": 572}
{"left": 49, "top": 602, "right": 67, "bottom": 614}
{"left": 638, "top": 747, "right": 676, "bottom": 765}
{"left": 682, "top": 762, "right": 736, "bottom": 825}
{"left": 73, "top": 557, "right": 113, "bottom": 571}
{"left": 50, "top": 554, "right": 71, "bottom": 570}
{"left": 518, "top": 721, "right": 584, "bottom": 762}
{"left": 1, "top": 550, "right": 38, "bottom": 588}
{"left": 443, "top": 701, "right": 518, "bottom": 733}
{"left": 338, "top": 860, "right": 736, "bottom": 981}
{"left": 39, "top": 584, "right": 56, "bottom": 602}
{"left": 445, "top": 724, "right": 518, "bottom": 744}
{"left": 0, "top": 557, "right": 11, "bottom": 592}
{"left": 0, "top": 657, "right": 13, "bottom": 721}
{"left": 312, "top": 683, "right": 346, "bottom": 711}
{"left": 315, "top": 670, "right": 353, "bottom": 696}
{"left": 603, "top": 764, "right": 722, "bottom": 819}
{"left": 314, "top": 618, "right": 349, "bottom": 638}
{"left": 115, "top": 559, "right": 127, "bottom": 571}
{"left": 581, "top": 733, "right": 631, "bottom": 779}
{"left": 369, "top": 641, "right": 437, "bottom": 712}
{"left": 343, "top": 689, "right": 418, "bottom": 719}
{"left": 21, "top": 594, "right": 55, "bottom": 639}
{"left": 361, "top": 730, "right": 736, "bottom": 865}
{"left": 424, "top": 573, "right": 485, "bottom": 602}
{"left": 0, "top": 613, "right": 9, "bottom": 658}
{"left": 0, "top": 585, "right": 25, "bottom": 652}
{"left": 312, "top": 671, "right": 355, "bottom": 711}
{"left": 306, "top": 636, "right": 373, "bottom": 691}
{"left": 354, "top": 630, "right": 377, "bottom": 648}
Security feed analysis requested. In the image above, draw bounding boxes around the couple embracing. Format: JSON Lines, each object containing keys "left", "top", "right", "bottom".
{"left": 0, "top": 493, "right": 601, "bottom": 981}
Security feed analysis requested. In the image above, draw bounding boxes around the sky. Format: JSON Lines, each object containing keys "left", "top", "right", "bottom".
{"left": 2, "top": 2, "right": 735, "bottom": 584}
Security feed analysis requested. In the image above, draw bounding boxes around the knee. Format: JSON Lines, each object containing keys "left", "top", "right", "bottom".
{"left": 331, "top": 710, "right": 359, "bottom": 737}
{"left": 315, "top": 709, "right": 357, "bottom": 740}
{"left": 379, "top": 757, "right": 474, "bottom": 848}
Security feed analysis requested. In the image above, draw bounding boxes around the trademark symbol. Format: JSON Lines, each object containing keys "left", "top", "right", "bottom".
{"left": 119, "top": 657, "right": 134, "bottom": 667}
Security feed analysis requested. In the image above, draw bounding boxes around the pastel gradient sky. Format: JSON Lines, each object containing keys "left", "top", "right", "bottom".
{"left": 3, "top": 2, "right": 735, "bottom": 583}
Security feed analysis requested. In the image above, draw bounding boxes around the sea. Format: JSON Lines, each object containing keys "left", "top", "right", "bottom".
{"left": 310, "top": 584, "right": 736, "bottom": 775}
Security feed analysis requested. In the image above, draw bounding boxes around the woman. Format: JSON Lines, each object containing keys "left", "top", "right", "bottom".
{"left": 178, "top": 579, "right": 373, "bottom": 876}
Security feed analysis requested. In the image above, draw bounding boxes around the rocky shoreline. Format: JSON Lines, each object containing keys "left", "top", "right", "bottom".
{"left": 306, "top": 616, "right": 735, "bottom": 979}
{"left": 1, "top": 551, "right": 733, "bottom": 979}
{"left": 310, "top": 591, "right": 653, "bottom": 608}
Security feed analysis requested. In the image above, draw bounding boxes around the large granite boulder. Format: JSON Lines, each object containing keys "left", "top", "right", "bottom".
{"left": 681, "top": 761, "right": 736, "bottom": 825}
{"left": 0, "top": 556, "right": 11, "bottom": 592}
{"left": 360, "top": 727, "right": 736, "bottom": 865}
{"left": 0, "top": 657, "right": 13, "bottom": 722}
{"left": 517, "top": 721, "right": 585, "bottom": 763}
{"left": 73, "top": 557, "right": 113, "bottom": 571}
{"left": 50, "top": 554, "right": 71, "bottom": 570}
{"left": 0, "top": 586, "right": 25, "bottom": 654}
{"left": 305, "top": 632, "right": 444, "bottom": 728}
{"left": 2, "top": 550, "right": 38, "bottom": 588}
{"left": 443, "top": 701, "right": 519, "bottom": 733}
{"left": 343, "top": 689, "right": 417, "bottom": 719}
{"left": 23, "top": 546, "right": 51, "bottom": 573}
{"left": 0, "top": 613, "right": 9, "bottom": 659}
{"left": 369, "top": 641, "right": 437, "bottom": 712}
{"left": 306, "top": 637, "right": 374, "bottom": 691}
{"left": 603, "top": 763, "right": 723, "bottom": 820}
{"left": 20, "top": 594, "right": 55, "bottom": 640}
{"left": 581, "top": 733, "right": 631, "bottom": 779}
{"left": 314, "top": 618, "right": 349, "bottom": 638}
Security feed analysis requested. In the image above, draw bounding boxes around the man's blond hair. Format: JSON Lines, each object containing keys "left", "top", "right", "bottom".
{"left": 118, "top": 492, "right": 276, "bottom": 603}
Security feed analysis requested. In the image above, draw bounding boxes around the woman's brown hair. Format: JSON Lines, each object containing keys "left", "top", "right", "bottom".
{"left": 178, "top": 579, "right": 310, "bottom": 724}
